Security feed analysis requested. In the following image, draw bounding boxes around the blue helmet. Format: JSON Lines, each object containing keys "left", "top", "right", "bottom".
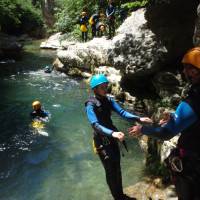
{"left": 90, "top": 74, "right": 109, "bottom": 89}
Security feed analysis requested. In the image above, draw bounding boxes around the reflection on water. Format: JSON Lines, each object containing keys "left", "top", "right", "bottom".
{"left": 0, "top": 41, "right": 145, "bottom": 200}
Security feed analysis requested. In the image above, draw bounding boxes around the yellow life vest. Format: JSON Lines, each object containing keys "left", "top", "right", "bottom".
{"left": 89, "top": 16, "right": 94, "bottom": 25}
{"left": 80, "top": 24, "right": 87, "bottom": 32}
{"left": 92, "top": 139, "right": 98, "bottom": 154}
{"left": 32, "top": 120, "right": 44, "bottom": 129}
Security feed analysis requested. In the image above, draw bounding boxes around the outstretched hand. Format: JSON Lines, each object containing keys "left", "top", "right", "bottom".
{"left": 112, "top": 131, "right": 125, "bottom": 142}
{"left": 128, "top": 125, "right": 142, "bottom": 138}
{"left": 139, "top": 117, "right": 153, "bottom": 124}
{"left": 159, "top": 111, "right": 171, "bottom": 126}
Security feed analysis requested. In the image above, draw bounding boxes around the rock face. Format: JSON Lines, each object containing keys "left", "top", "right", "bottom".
{"left": 108, "top": 9, "right": 167, "bottom": 76}
{"left": 57, "top": 37, "right": 112, "bottom": 71}
{"left": 194, "top": 3, "right": 200, "bottom": 46}
{"left": 47, "top": 0, "right": 198, "bottom": 99}
{"left": 0, "top": 33, "right": 23, "bottom": 60}
{"left": 111, "top": 0, "right": 198, "bottom": 96}
{"left": 40, "top": 33, "right": 62, "bottom": 49}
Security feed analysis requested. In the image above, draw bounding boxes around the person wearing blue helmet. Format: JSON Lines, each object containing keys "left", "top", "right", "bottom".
{"left": 85, "top": 74, "right": 152, "bottom": 200}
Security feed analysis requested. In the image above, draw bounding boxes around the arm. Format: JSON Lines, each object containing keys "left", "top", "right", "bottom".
{"left": 110, "top": 98, "right": 140, "bottom": 121}
{"left": 141, "top": 101, "right": 198, "bottom": 140}
{"left": 107, "top": 6, "right": 115, "bottom": 17}
{"left": 86, "top": 103, "right": 114, "bottom": 136}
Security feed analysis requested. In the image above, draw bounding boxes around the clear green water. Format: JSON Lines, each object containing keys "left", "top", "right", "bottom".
{"left": 0, "top": 41, "right": 145, "bottom": 200}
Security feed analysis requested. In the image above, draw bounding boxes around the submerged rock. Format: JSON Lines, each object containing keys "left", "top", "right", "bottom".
{"left": 124, "top": 178, "right": 177, "bottom": 200}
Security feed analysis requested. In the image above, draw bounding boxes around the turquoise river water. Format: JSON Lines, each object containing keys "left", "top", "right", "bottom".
{"left": 0, "top": 41, "right": 145, "bottom": 200}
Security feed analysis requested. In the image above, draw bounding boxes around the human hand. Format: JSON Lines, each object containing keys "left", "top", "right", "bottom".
{"left": 139, "top": 117, "right": 153, "bottom": 124}
{"left": 159, "top": 111, "right": 171, "bottom": 125}
{"left": 112, "top": 131, "right": 125, "bottom": 142}
{"left": 128, "top": 125, "right": 142, "bottom": 137}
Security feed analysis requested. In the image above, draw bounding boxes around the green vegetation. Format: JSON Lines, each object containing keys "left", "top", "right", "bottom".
{"left": 0, "top": 0, "right": 43, "bottom": 36}
{"left": 53, "top": 0, "right": 150, "bottom": 40}
{"left": 121, "top": 0, "right": 149, "bottom": 10}
{"left": 54, "top": 0, "right": 98, "bottom": 33}
{"left": 0, "top": 0, "right": 150, "bottom": 38}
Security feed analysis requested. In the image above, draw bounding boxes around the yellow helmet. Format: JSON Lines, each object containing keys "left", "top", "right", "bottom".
{"left": 32, "top": 101, "right": 41, "bottom": 110}
{"left": 182, "top": 47, "right": 200, "bottom": 69}
{"left": 81, "top": 11, "right": 87, "bottom": 16}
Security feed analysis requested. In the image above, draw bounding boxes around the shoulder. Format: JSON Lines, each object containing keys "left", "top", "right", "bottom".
{"left": 183, "top": 97, "right": 200, "bottom": 118}
{"left": 85, "top": 97, "right": 101, "bottom": 107}
{"left": 176, "top": 101, "right": 198, "bottom": 120}
{"left": 30, "top": 110, "right": 36, "bottom": 116}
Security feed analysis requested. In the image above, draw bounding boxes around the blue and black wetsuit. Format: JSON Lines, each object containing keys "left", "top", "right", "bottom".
{"left": 30, "top": 109, "right": 48, "bottom": 120}
{"left": 80, "top": 16, "right": 89, "bottom": 42}
{"left": 106, "top": 3, "right": 115, "bottom": 38}
{"left": 91, "top": 14, "right": 99, "bottom": 37}
{"left": 85, "top": 95, "right": 140, "bottom": 200}
{"left": 141, "top": 84, "right": 200, "bottom": 200}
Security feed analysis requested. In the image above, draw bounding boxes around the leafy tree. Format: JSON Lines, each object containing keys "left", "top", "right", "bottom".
{"left": 0, "top": 0, "right": 43, "bottom": 36}
{"left": 54, "top": 0, "right": 98, "bottom": 33}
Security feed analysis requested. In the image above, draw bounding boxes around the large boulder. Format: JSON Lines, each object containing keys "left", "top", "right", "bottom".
{"left": 109, "top": 0, "right": 198, "bottom": 96}
{"left": 40, "top": 33, "right": 62, "bottom": 49}
{"left": 108, "top": 9, "right": 168, "bottom": 76}
{"left": 52, "top": 0, "right": 198, "bottom": 98}
{"left": 57, "top": 37, "right": 112, "bottom": 71}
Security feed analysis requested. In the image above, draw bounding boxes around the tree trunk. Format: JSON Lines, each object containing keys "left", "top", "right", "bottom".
{"left": 41, "top": 0, "right": 55, "bottom": 28}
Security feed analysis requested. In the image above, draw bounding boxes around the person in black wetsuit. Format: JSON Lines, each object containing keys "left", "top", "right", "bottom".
{"left": 85, "top": 74, "right": 152, "bottom": 200}
{"left": 106, "top": 0, "right": 115, "bottom": 39}
{"left": 129, "top": 47, "right": 200, "bottom": 200}
{"left": 79, "top": 11, "right": 89, "bottom": 42}
{"left": 89, "top": 12, "right": 100, "bottom": 38}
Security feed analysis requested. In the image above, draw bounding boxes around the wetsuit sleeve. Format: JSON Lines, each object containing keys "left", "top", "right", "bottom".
{"left": 107, "top": 7, "right": 115, "bottom": 17}
{"left": 110, "top": 98, "right": 140, "bottom": 121}
{"left": 106, "top": 8, "right": 109, "bottom": 17}
{"left": 42, "top": 111, "right": 49, "bottom": 118}
{"left": 141, "top": 101, "right": 198, "bottom": 140}
{"left": 80, "top": 18, "right": 84, "bottom": 24}
{"left": 30, "top": 111, "right": 35, "bottom": 119}
{"left": 85, "top": 103, "right": 114, "bottom": 136}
